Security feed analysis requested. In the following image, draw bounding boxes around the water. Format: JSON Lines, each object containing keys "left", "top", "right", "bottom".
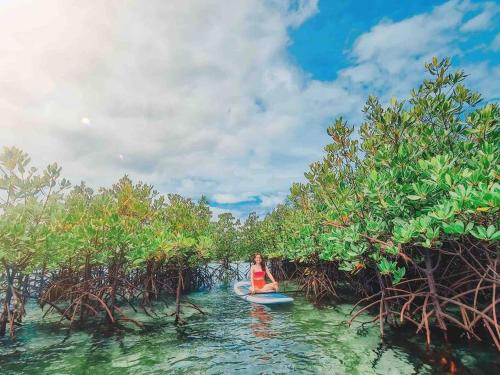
{"left": 0, "top": 284, "right": 498, "bottom": 374}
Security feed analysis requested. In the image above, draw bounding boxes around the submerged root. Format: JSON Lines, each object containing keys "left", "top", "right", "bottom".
{"left": 297, "top": 264, "right": 338, "bottom": 302}
{"left": 0, "top": 282, "right": 27, "bottom": 339}
{"left": 39, "top": 265, "right": 209, "bottom": 328}
{"left": 349, "top": 243, "right": 500, "bottom": 349}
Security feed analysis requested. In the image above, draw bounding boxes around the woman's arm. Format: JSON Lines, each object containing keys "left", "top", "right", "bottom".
{"left": 250, "top": 265, "right": 255, "bottom": 293}
{"left": 266, "top": 267, "right": 277, "bottom": 284}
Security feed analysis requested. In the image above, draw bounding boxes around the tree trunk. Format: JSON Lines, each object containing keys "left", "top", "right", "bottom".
{"left": 175, "top": 267, "right": 183, "bottom": 324}
{"left": 108, "top": 262, "right": 118, "bottom": 323}
{"left": 80, "top": 254, "right": 91, "bottom": 322}
{"left": 375, "top": 270, "right": 390, "bottom": 338}
{"left": 424, "top": 249, "right": 448, "bottom": 338}
{"left": 143, "top": 260, "right": 156, "bottom": 305}
{"left": 38, "top": 263, "right": 47, "bottom": 298}
{"left": 0, "top": 267, "right": 15, "bottom": 337}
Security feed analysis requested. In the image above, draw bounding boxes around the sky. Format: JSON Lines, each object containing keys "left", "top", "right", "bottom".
{"left": 1, "top": 0, "right": 499, "bottom": 219}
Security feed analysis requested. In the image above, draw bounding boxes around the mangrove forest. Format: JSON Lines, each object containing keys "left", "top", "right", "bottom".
{"left": 1, "top": 59, "right": 499, "bottom": 373}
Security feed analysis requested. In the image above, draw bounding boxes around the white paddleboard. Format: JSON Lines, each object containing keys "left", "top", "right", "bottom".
{"left": 234, "top": 281, "right": 294, "bottom": 305}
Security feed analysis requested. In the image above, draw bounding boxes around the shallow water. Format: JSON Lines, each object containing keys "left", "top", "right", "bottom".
{"left": 0, "top": 284, "right": 498, "bottom": 374}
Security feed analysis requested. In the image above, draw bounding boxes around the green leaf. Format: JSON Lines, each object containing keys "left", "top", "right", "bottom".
{"left": 392, "top": 267, "right": 406, "bottom": 284}
{"left": 385, "top": 245, "right": 399, "bottom": 256}
{"left": 445, "top": 174, "right": 452, "bottom": 186}
{"left": 442, "top": 220, "right": 465, "bottom": 235}
{"left": 378, "top": 258, "right": 396, "bottom": 275}
{"left": 407, "top": 195, "right": 421, "bottom": 201}
{"left": 486, "top": 225, "right": 495, "bottom": 238}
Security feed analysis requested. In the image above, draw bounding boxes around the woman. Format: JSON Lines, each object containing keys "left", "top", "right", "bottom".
{"left": 250, "top": 253, "right": 278, "bottom": 294}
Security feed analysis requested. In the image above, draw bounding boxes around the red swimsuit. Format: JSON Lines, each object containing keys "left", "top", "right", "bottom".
{"left": 253, "top": 270, "right": 266, "bottom": 289}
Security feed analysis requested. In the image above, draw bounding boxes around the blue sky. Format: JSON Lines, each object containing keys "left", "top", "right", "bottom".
{"left": 288, "top": 0, "right": 499, "bottom": 90}
{"left": 289, "top": 0, "right": 452, "bottom": 81}
{"left": 211, "top": 0, "right": 500, "bottom": 217}
{"left": 288, "top": 0, "right": 500, "bottom": 81}
{"left": 1, "top": 0, "right": 499, "bottom": 220}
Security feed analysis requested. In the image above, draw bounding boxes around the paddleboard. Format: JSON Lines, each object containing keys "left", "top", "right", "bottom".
{"left": 233, "top": 281, "right": 294, "bottom": 305}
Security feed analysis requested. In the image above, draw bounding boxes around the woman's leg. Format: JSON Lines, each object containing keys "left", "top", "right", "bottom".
{"left": 255, "top": 283, "right": 278, "bottom": 293}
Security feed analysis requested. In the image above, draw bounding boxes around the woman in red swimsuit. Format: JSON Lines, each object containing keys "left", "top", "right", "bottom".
{"left": 250, "top": 253, "right": 278, "bottom": 294}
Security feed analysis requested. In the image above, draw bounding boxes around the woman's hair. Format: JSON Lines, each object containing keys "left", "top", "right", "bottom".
{"left": 252, "top": 253, "right": 266, "bottom": 271}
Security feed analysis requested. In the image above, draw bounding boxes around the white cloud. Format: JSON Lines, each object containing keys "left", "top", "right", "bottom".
{"left": 350, "top": 0, "right": 469, "bottom": 64}
{"left": 460, "top": 2, "right": 499, "bottom": 32}
{"left": 1, "top": 0, "right": 332, "bottom": 208}
{"left": 492, "top": 33, "right": 500, "bottom": 51}
{"left": 286, "top": 0, "right": 319, "bottom": 27}
{"left": 260, "top": 193, "right": 288, "bottom": 208}
{"left": 210, "top": 206, "right": 245, "bottom": 221}
{"left": 0, "top": 0, "right": 497, "bottom": 217}
{"left": 338, "top": 0, "right": 471, "bottom": 99}
{"left": 461, "top": 62, "right": 500, "bottom": 100}
{"left": 338, "top": 0, "right": 499, "bottom": 102}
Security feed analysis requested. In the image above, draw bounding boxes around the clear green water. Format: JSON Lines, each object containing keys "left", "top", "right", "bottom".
{"left": 0, "top": 284, "right": 498, "bottom": 374}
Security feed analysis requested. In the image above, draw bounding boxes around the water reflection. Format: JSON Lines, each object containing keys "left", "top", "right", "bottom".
{"left": 249, "top": 304, "right": 275, "bottom": 339}
{"left": 1, "top": 290, "right": 499, "bottom": 374}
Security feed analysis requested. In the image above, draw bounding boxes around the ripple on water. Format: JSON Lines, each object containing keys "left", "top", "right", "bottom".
{"left": 1, "top": 286, "right": 499, "bottom": 374}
